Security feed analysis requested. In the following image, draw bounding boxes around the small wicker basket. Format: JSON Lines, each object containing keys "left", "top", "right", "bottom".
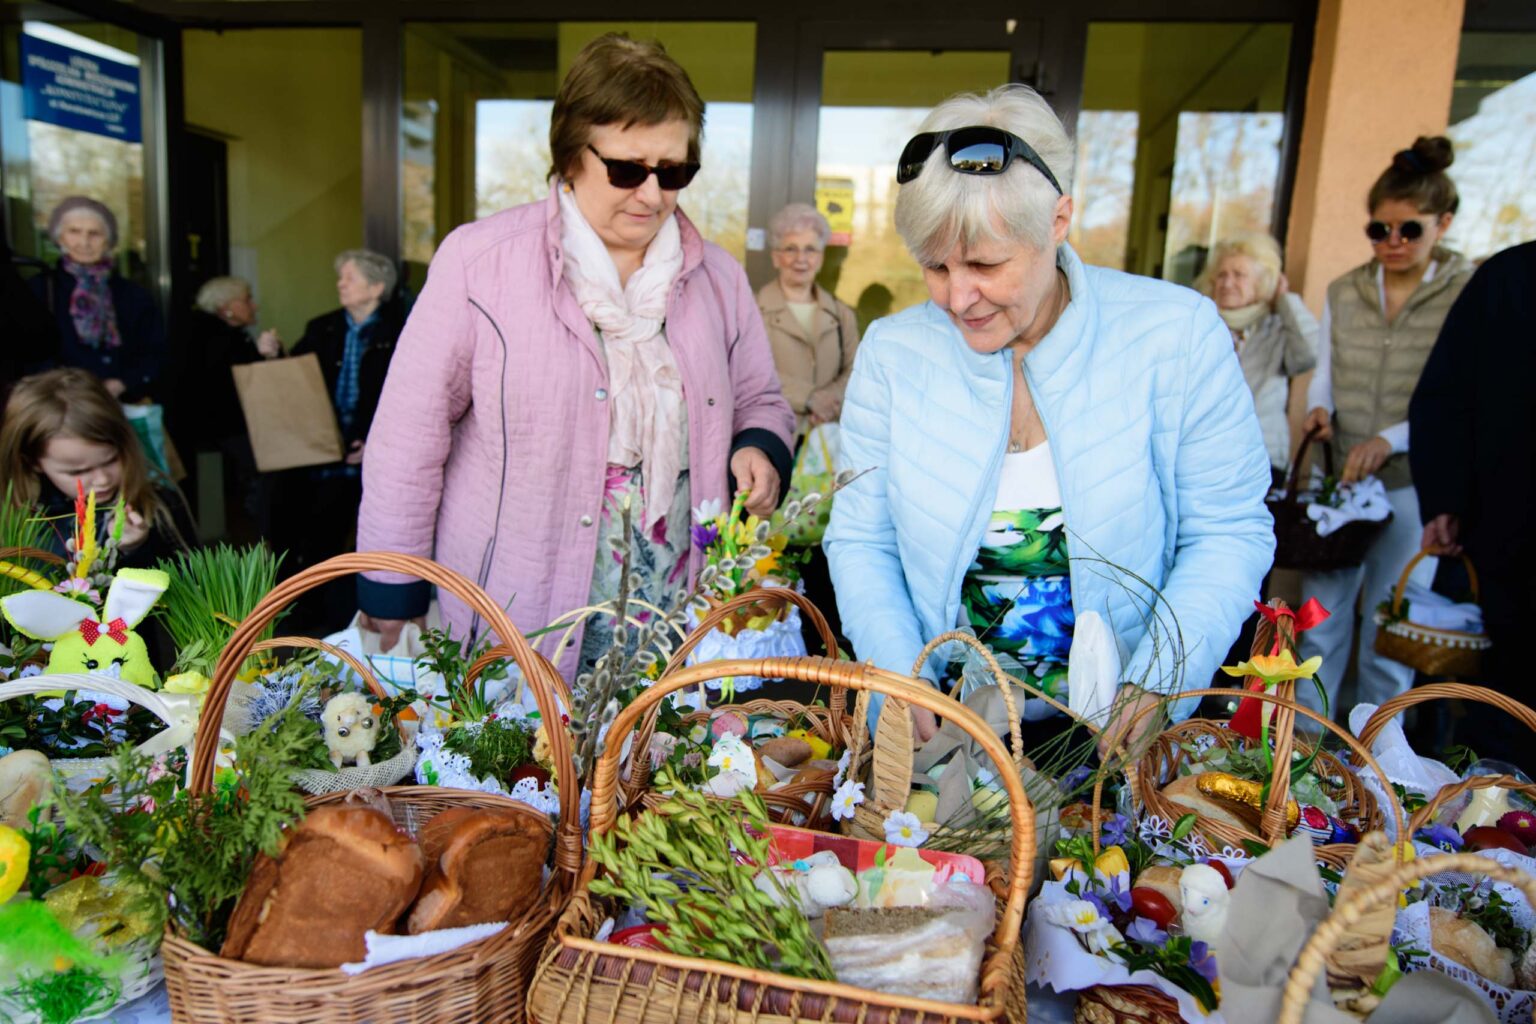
{"left": 1373, "top": 549, "right": 1490, "bottom": 678}
{"left": 1270, "top": 428, "right": 1391, "bottom": 572}
{"left": 161, "top": 551, "right": 584, "bottom": 1024}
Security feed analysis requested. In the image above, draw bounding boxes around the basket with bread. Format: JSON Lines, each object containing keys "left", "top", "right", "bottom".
{"left": 527, "top": 655, "right": 1035, "bottom": 1024}
{"left": 152, "top": 552, "right": 583, "bottom": 1024}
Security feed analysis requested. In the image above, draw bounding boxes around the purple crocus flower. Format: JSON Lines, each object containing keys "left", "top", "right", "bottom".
{"left": 1415, "top": 823, "right": 1464, "bottom": 853}
{"left": 1104, "top": 872, "right": 1132, "bottom": 913}
{"left": 1082, "top": 888, "right": 1111, "bottom": 920}
{"left": 1101, "top": 812, "right": 1132, "bottom": 848}
{"left": 1060, "top": 766, "right": 1094, "bottom": 793}
{"left": 691, "top": 522, "right": 720, "bottom": 551}
{"left": 1126, "top": 917, "right": 1168, "bottom": 946}
{"left": 1189, "top": 941, "right": 1219, "bottom": 983}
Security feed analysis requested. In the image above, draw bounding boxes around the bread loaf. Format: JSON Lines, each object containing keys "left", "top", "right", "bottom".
{"left": 221, "top": 804, "right": 425, "bottom": 969}
{"left": 407, "top": 806, "right": 549, "bottom": 934}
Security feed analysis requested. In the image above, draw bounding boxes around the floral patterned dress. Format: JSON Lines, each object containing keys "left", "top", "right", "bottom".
{"left": 577, "top": 329, "right": 694, "bottom": 677}
{"left": 957, "top": 443, "right": 1074, "bottom": 720}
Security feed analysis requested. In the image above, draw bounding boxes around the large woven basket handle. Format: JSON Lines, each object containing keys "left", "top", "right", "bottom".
{"left": 0, "top": 546, "right": 66, "bottom": 566}
{"left": 1406, "top": 774, "right": 1536, "bottom": 836}
{"left": 1280, "top": 853, "right": 1536, "bottom": 1024}
{"left": 588, "top": 655, "right": 1037, "bottom": 956}
{"left": 463, "top": 644, "right": 574, "bottom": 711}
{"left": 196, "top": 552, "right": 583, "bottom": 877}
{"left": 1353, "top": 682, "right": 1536, "bottom": 768}
{"left": 1283, "top": 425, "right": 1333, "bottom": 504}
{"left": 0, "top": 673, "right": 180, "bottom": 730}
{"left": 1124, "top": 686, "right": 1405, "bottom": 847}
{"left": 620, "top": 587, "right": 846, "bottom": 796}
{"left": 1387, "top": 547, "right": 1479, "bottom": 619}
{"left": 1241, "top": 599, "right": 1302, "bottom": 840}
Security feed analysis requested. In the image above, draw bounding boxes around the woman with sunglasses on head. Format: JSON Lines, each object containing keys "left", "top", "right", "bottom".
{"left": 355, "top": 34, "right": 793, "bottom": 673}
{"left": 1297, "top": 136, "right": 1473, "bottom": 715}
{"left": 825, "top": 84, "right": 1272, "bottom": 756}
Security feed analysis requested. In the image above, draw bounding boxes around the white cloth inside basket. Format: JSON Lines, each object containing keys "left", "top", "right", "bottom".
{"left": 1306, "top": 476, "right": 1391, "bottom": 536}
{"left": 1397, "top": 582, "right": 1483, "bottom": 632}
{"left": 339, "top": 921, "right": 507, "bottom": 975}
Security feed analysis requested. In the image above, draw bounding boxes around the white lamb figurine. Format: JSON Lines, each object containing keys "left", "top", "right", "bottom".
{"left": 322, "top": 692, "right": 381, "bottom": 769}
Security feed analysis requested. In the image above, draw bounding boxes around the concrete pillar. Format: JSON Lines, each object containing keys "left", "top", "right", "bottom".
{"left": 1285, "top": 0, "right": 1466, "bottom": 314}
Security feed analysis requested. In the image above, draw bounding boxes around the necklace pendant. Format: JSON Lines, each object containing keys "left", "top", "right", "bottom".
{"left": 1008, "top": 439, "right": 1023, "bottom": 454}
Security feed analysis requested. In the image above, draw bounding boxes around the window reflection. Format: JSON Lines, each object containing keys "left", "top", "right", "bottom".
{"left": 1445, "top": 32, "right": 1536, "bottom": 260}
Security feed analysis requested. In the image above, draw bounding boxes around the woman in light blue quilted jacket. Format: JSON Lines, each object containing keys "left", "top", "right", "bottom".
{"left": 824, "top": 85, "right": 1274, "bottom": 755}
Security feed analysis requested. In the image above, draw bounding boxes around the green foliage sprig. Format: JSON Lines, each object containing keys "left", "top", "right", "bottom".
{"left": 154, "top": 545, "right": 284, "bottom": 674}
{"left": 588, "top": 767, "right": 835, "bottom": 981}
{"left": 1110, "top": 934, "right": 1219, "bottom": 1013}
{"left": 415, "top": 627, "right": 510, "bottom": 723}
{"left": 55, "top": 699, "right": 315, "bottom": 948}
{"left": 442, "top": 717, "right": 536, "bottom": 785}
{"left": 1433, "top": 881, "right": 1530, "bottom": 957}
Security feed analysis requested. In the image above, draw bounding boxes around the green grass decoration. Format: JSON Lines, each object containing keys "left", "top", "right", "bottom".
{"left": 0, "top": 482, "right": 57, "bottom": 645}
{"left": 154, "top": 544, "right": 284, "bottom": 674}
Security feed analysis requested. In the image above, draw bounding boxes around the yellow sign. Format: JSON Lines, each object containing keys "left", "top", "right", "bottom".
{"left": 815, "top": 179, "right": 854, "bottom": 245}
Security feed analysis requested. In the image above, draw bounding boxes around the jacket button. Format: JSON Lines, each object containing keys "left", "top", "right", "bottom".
{"left": 707, "top": 397, "right": 716, "bottom": 406}
{"left": 595, "top": 388, "right": 608, "bottom": 401}
{"left": 579, "top": 515, "right": 594, "bottom": 527}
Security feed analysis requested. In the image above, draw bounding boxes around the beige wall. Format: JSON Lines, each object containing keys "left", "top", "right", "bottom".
{"left": 1285, "top": 0, "right": 1465, "bottom": 315}
{"left": 183, "top": 28, "right": 364, "bottom": 345}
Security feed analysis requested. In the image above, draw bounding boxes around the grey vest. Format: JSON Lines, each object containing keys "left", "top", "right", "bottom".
{"left": 1326, "top": 249, "right": 1472, "bottom": 489}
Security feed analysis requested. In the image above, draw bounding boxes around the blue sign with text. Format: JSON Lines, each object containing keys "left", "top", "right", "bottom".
{"left": 20, "top": 33, "right": 142, "bottom": 143}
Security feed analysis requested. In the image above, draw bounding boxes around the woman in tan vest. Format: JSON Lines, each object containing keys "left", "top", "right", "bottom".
{"left": 757, "top": 203, "right": 861, "bottom": 433}
{"left": 1298, "top": 136, "right": 1474, "bottom": 715}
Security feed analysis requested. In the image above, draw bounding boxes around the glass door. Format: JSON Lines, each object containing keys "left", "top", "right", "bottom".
{"left": 791, "top": 21, "right": 1037, "bottom": 321}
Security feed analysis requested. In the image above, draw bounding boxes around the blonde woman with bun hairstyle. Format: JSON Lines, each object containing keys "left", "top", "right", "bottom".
{"left": 1299, "top": 135, "right": 1474, "bottom": 715}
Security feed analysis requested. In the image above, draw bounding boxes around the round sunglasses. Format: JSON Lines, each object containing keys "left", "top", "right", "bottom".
{"left": 1365, "top": 219, "right": 1428, "bottom": 243}
{"left": 896, "top": 126, "right": 1063, "bottom": 194}
{"left": 588, "top": 145, "right": 700, "bottom": 191}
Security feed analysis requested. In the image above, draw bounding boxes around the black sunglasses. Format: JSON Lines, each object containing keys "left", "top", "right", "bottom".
{"left": 896, "top": 126, "right": 1063, "bottom": 194}
{"left": 1365, "top": 219, "right": 1426, "bottom": 243}
{"left": 588, "top": 145, "right": 700, "bottom": 191}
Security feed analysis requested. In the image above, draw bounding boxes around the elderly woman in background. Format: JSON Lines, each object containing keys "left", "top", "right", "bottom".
{"left": 825, "top": 84, "right": 1273, "bottom": 753}
{"left": 757, "top": 203, "right": 861, "bottom": 432}
{"left": 271, "top": 249, "right": 404, "bottom": 632}
{"left": 28, "top": 196, "right": 164, "bottom": 401}
{"left": 357, "top": 34, "right": 792, "bottom": 673}
{"left": 1195, "top": 232, "right": 1317, "bottom": 482}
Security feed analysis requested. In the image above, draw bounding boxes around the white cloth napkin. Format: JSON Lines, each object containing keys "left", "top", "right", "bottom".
{"left": 1067, "top": 611, "right": 1123, "bottom": 727}
{"left": 1306, "top": 476, "right": 1391, "bottom": 537}
{"left": 1396, "top": 581, "right": 1483, "bottom": 632}
{"left": 339, "top": 922, "right": 507, "bottom": 975}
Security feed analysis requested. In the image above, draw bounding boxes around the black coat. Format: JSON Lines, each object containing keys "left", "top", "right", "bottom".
{"left": 291, "top": 305, "right": 403, "bottom": 448}
{"left": 36, "top": 478, "right": 196, "bottom": 572}
{"left": 1409, "top": 241, "right": 1536, "bottom": 625}
{"left": 1, "top": 241, "right": 60, "bottom": 402}
{"left": 26, "top": 262, "right": 165, "bottom": 402}
{"left": 166, "top": 309, "right": 266, "bottom": 448}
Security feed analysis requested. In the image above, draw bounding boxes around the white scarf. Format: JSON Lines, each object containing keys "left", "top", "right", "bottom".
{"left": 557, "top": 184, "right": 686, "bottom": 530}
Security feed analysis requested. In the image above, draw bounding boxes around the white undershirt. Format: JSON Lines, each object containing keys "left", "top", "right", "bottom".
{"left": 993, "top": 442, "right": 1061, "bottom": 509}
{"left": 1307, "top": 260, "right": 1439, "bottom": 456}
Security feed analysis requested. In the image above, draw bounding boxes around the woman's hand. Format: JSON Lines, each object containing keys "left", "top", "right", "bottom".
{"left": 1271, "top": 271, "right": 1290, "bottom": 303}
{"left": 730, "top": 446, "right": 780, "bottom": 519}
{"left": 1303, "top": 406, "right": 1333, "bottom": 441}
{"left": 1341, "top": 436, "right": 1391, "bottom": 484}
{"left": 1422, "top": 513, "right": 1462, "bottom": 556}
{"left": 256, "top": 329, "right": 283, "bottom": 359}
{"left": 357, "top": 612, "right": 426, "bottom": 651}
{"left": 345, "top": 440, "right": 365, "bottom": 466}
{"left": 103, "top": 378, "right": 127, "bottom": 399}
{"left": 806, "top": 389, "right": 841, "bottom": 426}
{"left": 910, "top": 705, "right": 940, "bottom": 744}
{"left": 114, "top": 504, "right": 150, "bottom": 552}
{"left": 1096, "top": 684, "right": 1164, "bottom": 763}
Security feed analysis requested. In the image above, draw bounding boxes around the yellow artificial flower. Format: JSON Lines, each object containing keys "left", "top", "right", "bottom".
{"left": 163, "top": 671, "right": 212, "bottom": 698}
{"left": 0, "top": 825, "right": 31, "bottom": 903}
{"left": 1220, "top": 650, "right": 1323, "bottom": 687}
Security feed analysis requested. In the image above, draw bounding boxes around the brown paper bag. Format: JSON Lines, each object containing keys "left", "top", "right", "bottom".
{"left": 232, "top": 353, "right": 344, "bottom": 472}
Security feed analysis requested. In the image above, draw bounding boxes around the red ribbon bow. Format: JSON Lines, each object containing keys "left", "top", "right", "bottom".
{"left": 1230, "top": 598, "right": 1331, "bottom": 740}
{"left": 79, "top": 617, "right": 130, "bottom": 646}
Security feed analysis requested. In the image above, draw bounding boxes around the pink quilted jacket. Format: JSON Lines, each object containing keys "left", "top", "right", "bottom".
{"left": 357, "top": 187, "right": 794, "bottom": 676}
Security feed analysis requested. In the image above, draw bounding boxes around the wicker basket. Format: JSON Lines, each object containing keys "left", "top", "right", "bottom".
{"left": 161, "top": 551, "right": 584, "bottom": 1024}
{"left": 620, "top": 587, "right": 853, "bottom": 830}
{"left": 527, "top": 655, "right": 1035, "bottom": 1024}
{"left": 1279, "top": 853, "right": 1536, "bottom": 1023}
{"left": 1373, "top": 549, "right": 1491, "bottom": 678}
{"left": 1270, "top": 428, "right": 1391, "bottom": 572}
{"left": 1073, "top": 984, "right": 1181, "bottom": 1024}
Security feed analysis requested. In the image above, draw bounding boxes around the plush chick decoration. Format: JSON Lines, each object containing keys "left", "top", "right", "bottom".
{"left": 0, "top": 568, "right": 169, "bottom": 688}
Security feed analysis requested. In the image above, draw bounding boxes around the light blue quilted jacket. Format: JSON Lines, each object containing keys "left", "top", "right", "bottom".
{"left": 824, "top": 244, "right": 1274, "bottom": 729}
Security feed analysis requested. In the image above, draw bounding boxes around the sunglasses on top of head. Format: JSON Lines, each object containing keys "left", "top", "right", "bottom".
{"left": 588, "top": 145, "right": 701, "bottom": 191}
{"left": 896, "top": 126, "right": 1064, "bottom": 195}
{"left": 1365, "top": 219, "right": 1428, "bottom": 243}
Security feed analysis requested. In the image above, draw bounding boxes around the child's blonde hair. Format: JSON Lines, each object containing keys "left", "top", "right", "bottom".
{"left": 1, "top": 368, "right": 170, "bottom": 531}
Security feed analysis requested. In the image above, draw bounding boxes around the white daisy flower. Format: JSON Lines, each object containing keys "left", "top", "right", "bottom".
{"left": 692, "top": 498, "right": 723, "bottom": 524}
{"left": 832, "top": 749, "right": 851, "bottom": 789}
{"left": 883, "top": 810, "right": 929, "bottom": 847}
{"left": 1043, "top": 899, "right": 1105, "bottom": 934}
{"left": 707, "top": 732, "right": 756, "bottom": 781}
{"left": 830, "top": 780, "right": 865, "bottom": 821}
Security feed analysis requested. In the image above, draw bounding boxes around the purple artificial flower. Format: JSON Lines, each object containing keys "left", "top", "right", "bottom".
{"left": 1082, "top": 888, "right": 1111, "bottom": 920}
{"left": 1105, "top": 872, "right": 1132, "bottom": 913}
{"left": 691, "top": 522, "right": 721, "bottom": 552}
{"left": 1060, "top": 765, "right": 1094, "bottom": 794}
{"left": 1189, "top": 941, "right": 1219, "bottom": 984}
{"left": 1415, "top": 823, "right": 1464, "bottom": 853}
{"left": 1126, "top": 917, "right": 1168, "bottom": 946}
{"left": 1101, "top": 812, "right": 1132, "bottom": 848}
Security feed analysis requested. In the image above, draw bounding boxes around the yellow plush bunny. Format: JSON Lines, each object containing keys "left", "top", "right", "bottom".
{"left": 1, "top": 568, "right": 170, "bottom": 689}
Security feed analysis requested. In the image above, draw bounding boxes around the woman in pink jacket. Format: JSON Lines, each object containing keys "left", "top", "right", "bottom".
{"left": 355, "top": 34, "right": 794, "bottom": 677}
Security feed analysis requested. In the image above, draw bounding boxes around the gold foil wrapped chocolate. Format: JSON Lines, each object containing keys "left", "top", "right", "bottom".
{"left": 1195, "top": 771, "right": 1300, "bottom": 829}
